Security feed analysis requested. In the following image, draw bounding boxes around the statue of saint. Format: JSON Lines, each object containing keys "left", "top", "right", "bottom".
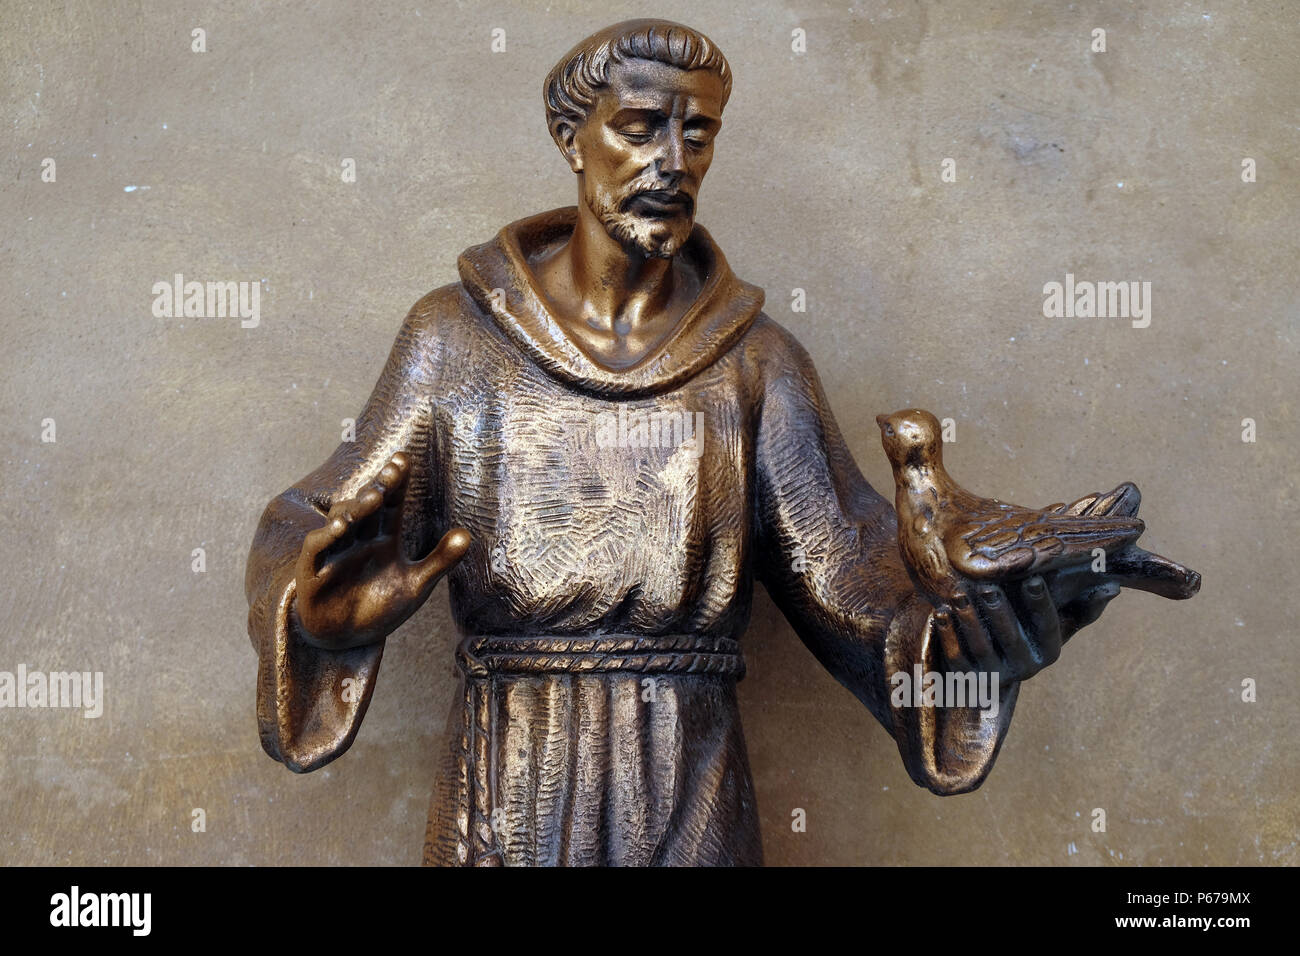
{"left": 246, "top": 19, "right": 1196, "bottom": 866}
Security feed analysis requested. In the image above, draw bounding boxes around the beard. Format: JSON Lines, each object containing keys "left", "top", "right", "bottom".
{"left": 587, "top": 178, "right": 694, "bottom": 259}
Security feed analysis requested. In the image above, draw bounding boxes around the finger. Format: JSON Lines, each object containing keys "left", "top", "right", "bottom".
{"left": 300, "top": 522, "right": 346, "bottom": 577}
{"left": 931, "top": 607, "right": 973, "bottom": 675}
{"left": 376, "top": 454, "right": 411, "bottom": 536}
{"left": 1017, "top": 576, "right": 1062, "bottom": 666}
{"left": 411, "top": 528, "right": 472, "bottom": 592}
{"left": 382, "top": 452, "right": 411, "bottom": 496}
{"left": 352, "top": 487, "right": 385, "bottom": 541}
{"left": 973, "top": 583, "right": 1035, "bottom": 678}
{"left": 949, "top": 591, "right": 1000, "bottom": 674}
{"left": 1059, "top": 581, "right": 1121, "bottom": 641}
{"left": 316, "top": 510, "right": 357, "bottom": 568}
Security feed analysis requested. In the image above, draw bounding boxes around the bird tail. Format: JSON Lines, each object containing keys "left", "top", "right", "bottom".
{"left": 1050, "top": 482, "right": 1200, "bottom": 598}
{"left": 1106, "top": 546, "right": 1202, "bottom": 600}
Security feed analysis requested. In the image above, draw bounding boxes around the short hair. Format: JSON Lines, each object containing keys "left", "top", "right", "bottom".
{"left": 544, "top": 19, "right": 732, "bottom": 131}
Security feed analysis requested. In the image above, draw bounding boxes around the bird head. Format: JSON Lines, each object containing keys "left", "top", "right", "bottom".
{"left": 876, "top": 408, "right": 944, "bottom": 471}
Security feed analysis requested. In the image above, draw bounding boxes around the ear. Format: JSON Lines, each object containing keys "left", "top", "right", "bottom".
{"left": 549, "top": 117, "right": 583, "bottom": 173}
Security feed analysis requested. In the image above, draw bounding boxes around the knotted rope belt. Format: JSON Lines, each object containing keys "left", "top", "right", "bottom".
{"left": 450, "top": 633, "right": 745, "bottom": 866}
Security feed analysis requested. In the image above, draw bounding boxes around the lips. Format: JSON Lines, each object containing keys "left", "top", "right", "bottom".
{"left": 626, "top": 190, "right": 692, "bottom": 216}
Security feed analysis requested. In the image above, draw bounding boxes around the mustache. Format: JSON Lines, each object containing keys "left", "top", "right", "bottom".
{"left": 620, "top": 184, "right": 694, "bottom": 214}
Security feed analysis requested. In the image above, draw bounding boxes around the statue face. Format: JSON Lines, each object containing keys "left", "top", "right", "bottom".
{"left": 571, "top": 57, "right": 724, "bottom": 258}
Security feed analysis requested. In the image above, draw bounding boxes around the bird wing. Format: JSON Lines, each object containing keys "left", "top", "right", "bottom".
{"left": 1049, "top": 482, "right": 1142, "bottom": 519}
{"left": 946, "top": 505, "right": 1145, "bottom": 580}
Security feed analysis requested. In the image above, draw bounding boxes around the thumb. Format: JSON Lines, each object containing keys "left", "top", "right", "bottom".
{"left": 410, "top": 527, "right": 472, "bottom": 593}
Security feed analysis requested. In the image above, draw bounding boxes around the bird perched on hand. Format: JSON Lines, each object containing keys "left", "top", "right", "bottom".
{"left": 876, "top": 408, "right": 1201, "bottom": 604}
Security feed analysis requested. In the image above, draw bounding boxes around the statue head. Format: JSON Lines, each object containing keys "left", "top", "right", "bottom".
{"left": 544, "top": 19, "right": 732, "bottom": 259}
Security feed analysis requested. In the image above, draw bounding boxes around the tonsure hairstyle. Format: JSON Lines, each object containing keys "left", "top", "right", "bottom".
{"left": 543, "top": 19, "right": 732, "bottom": 132}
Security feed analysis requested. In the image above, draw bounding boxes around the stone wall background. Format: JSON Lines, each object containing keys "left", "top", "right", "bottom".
{"left": 2, "top": 0, "right": 1295, "bottom": 865}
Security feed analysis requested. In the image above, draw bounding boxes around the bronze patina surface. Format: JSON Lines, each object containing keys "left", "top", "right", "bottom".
{"left": 245, "top": 19, "right": 1199, "bottom": 866}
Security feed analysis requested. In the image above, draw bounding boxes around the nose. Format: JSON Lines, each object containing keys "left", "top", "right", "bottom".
{"left": 657, "top": 130, "right": 687, "bottom": 180}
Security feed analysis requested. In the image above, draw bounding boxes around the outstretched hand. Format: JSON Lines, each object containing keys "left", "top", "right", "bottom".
{"left": 293, "top": 452, "right": 471, "bottom": 649}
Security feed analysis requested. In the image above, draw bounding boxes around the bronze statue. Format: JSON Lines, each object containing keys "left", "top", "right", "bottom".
{"left": 246, "top": 19, "right": 1199, "bottom": 866}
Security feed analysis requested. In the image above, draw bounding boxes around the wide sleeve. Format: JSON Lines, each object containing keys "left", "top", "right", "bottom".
{"left": 753, "top": 325, "right": 1020, "bottom": 794}
{"left": 245, "top": 295, "right": 447, "bottom": 773}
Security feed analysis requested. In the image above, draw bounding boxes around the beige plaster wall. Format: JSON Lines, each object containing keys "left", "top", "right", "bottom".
{"left": 1, "top": 0, "right": 1295, "bottom": 865}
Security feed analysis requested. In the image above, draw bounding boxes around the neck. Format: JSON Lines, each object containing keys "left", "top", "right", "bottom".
{"left": 559, "top": 200, "right": 676, "bottom": 333}
{"left": 901, "top": 461, "right": 938, "bottom": 489}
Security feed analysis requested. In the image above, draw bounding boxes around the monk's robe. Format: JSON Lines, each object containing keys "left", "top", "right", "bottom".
{"left": 245, "top": 207, "right": 1021, "bottom": 866}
